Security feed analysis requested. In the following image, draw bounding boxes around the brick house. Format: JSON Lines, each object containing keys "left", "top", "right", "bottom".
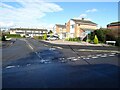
{"left": 107, "top": 21, "right": 120, "bottom": 38}
{"left": 107, "top": 21, "right": 120, "bottom": 30}
{"left": 66, "top": 18, "right": 98, "bottom": 40}
{"left": 54, "top": 24, "right": 67, "bottom": 39}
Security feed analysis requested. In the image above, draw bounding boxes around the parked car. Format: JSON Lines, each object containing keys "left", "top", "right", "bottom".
{"left": 25, "top": 35, "right": 30, "bottom": 38}
{"left": 47, "top": 36, "right": 59, "bottom": 41}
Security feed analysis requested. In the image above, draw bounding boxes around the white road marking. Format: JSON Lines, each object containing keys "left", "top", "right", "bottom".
{"left": 73, "top": 58, "right": 78, "bottom": 61}
{"left": 59, "top": 58, "right": 65, "bottom": 60}
{"left": 44, "top": 44, "right": 48, "bottom": 47}
{"left": 101, "top": 55, "right": 107, "bottom": 57}
{"left": 6, "top": 66, "right": 15, "bottom": 69}
{"left": 82, "top": 57, "right": 90, "bottom": 59}
{"left": 111, "top": 53, "right": 116, "bottom": 55}
{"left": 67, "top": 57, "right": 72, "bottom": 60}
{"left": 86, "top": 58, "right": 90, "bottom": 59}
{"left": 70, "top": 57, "right": 76, "bottom": 59}
{"left": 28, "top": 44, "right": 33, "bottom": 50}
{"left": 96, "top": 54, "right": 102, "bottom": 56}
{"left": 103, "top": 54, "right": 107, "bottom": 56}
{"left": 26, "top": 64, "right": 31, "bottom": 66}
{"left": 81, "top": 56, "right": 85, "bottom": 58}
{"left": 56, "top": 46, "right": 63, "bottom": 49}
{"left": 78, "top": 49, "right": 120, "bottom": 53}
{"left": 49, "top": 48, "right": 56, "bottom": 51}
{"left": 92, "top": 57, "right": 98, "bottom": 59}
{"left": 60, "top": 60, "right": 66, "bottom": 63}
{"left": 77, "top": 57, "right": 81, "bottom": 59}
{"left": 88, "top": 55, "right": 92, "bottom": 57}
{"left": 109, "top": 54, "right": 115, "bottom": 57}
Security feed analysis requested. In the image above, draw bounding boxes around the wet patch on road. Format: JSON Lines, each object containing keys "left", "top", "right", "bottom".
{"left": 3, "top": 48, "right": 119, "bottom": 71}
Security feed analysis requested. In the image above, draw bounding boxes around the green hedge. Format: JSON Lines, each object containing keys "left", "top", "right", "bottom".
{"left": 33, "top": 36, "right": 44, "bottom": 40}
{"left": 66, "top": 37, "right": 81, "bottom": 42}
{"left": 6, "top": 34, "right": 21, "bottom": 38}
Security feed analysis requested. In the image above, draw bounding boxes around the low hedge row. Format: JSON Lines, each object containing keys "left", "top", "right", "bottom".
{"left": 33, "top": 36, "right": 44, "bottom": 40}
{"left": 66, "top": 37, "right": 81, "bottom": 42}
{"left": 6, "top": 34, "right": 22, "bottom": 38}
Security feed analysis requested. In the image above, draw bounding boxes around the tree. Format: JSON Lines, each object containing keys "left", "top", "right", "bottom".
{"left": 94, "top": 35, "right": 99, "bottom": 44}
{"left": 95, "top": 29, "right": 105, "bottom": 43}
{"left": 2, "top": 35, "right": 6, "bottom": 41}
{"left": 43, "top": 34, "right": 47, "bottom": 40}
{"left": 48, "top": 30, "right": 53, "bottom": 34}
{"left": 89, "top": 31, "right": 95, "bottom": 42}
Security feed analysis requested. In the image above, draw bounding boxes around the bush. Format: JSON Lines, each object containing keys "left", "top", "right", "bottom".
{"left": 94, "top": 35, "right": 99, "bottom": 44}
{"left": 66, "top": 37, "right": 80, "bottom": 42}
{"left": 38, "top": 36, "right": 44, "bottom": 40}
{"left": 43, "top": 34, "right": 47, "bottom": 40}
{"left": 6, "top": 34, "right": 21, "bottom": 38}
{"left": 23, "top": 35, "right": 26, "bottom": 38}
{"left": 94, "top": 29, "right": 105, "bottom": 43}
{"left": 33, "top": 36, "right": 44, "bottom": 40}
{"left": 116, "top": 37, "right": 120, "bottom": 46}
{"left": 89, "top": 29, "right": 112, "bottom": 43}
{"left": 89, "top": 32, "right": 95, "bottom": 41}
{"left": 2, "top": 35, "right": 6, "bottom": 41}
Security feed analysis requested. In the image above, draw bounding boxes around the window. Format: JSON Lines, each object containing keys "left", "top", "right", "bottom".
{"left": 78, "top": 24, "right": 80, "bottom": 26}
{"left": 60, "top": 28, "right": 62, "bottom": 32}
{"left": 71, "top": 25, "right": 74, "bottom": 28}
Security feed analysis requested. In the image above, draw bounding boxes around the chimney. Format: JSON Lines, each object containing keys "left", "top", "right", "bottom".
{"left": 82, "top": 18, "right": 84, "bottom": 20}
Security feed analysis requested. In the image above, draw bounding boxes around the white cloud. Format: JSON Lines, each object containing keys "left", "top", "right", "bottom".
{"left": 76, "top": 8, "right": 98, "bottom": 21}
{"left": 86, "top": 8, "right": 98, "bottom": 13}
{"left": 75, "top": 14, "right": 92, "bottom": 21}
{"left": 79, "top": 14, "right": 87, "bottom": 18}
{"left": 46, "top": 24, "right": 55, "bottom": 30}
{"left": 85, "top": 18, "right": 92, "bottom": 21}
{"left": 0, "top": 21, "right": 15, "bottom": 28}
{"left": 0, "top": 0, "right": 63, "bottom": 28}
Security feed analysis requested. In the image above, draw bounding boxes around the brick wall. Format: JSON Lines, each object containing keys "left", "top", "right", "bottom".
{"left": 107, "top": 26, "right": 120, "bottom": 30}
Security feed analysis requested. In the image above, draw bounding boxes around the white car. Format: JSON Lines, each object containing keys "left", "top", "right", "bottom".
{"left": 47, "top": 36, "right": 59, "bottom": 41}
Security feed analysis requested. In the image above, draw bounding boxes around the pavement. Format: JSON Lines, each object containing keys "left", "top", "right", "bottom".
{"left": 39, "top": 40, "right": 119, "bottom": 52}
{"left": 43, "top": 40, "right": 111, "bottom": 46}
{"left": 2, "top": 38, "right": 120, "bottom": 88}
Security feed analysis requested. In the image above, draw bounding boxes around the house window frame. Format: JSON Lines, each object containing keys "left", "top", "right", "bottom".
{"left": 71, "top": 25, "right": 74, "bottom": 28}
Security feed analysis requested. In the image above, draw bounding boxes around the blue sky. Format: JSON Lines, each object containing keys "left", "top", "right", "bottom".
{"left": 0, "top": 0, "right": 118, "bottom": 29}
{"left": 43, "top": 2, "right": 118, "bottom": 28}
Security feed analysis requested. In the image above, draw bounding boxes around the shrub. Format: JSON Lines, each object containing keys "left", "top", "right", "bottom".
{"left": 116, "top": 37, "right": 120, "bottom": 46}
{"left": 38, "top": 36, "right": 44, "bottom": 40}
{"left": 95, "top": 29, "right": 105, "bottom": 43}
{"left": 66, "top": 37, "right": 80, "bottom": 42}
{"left": 89, "top": 32, "right": 95, "bottom": 41}
{"left": 23, "top": 35, "right": 26, "bottom": 38}
{"left": 43, "top": 34, "right": 47, "bottom": 40}
{"left": 94, "top": 35, "right": 99, "bottom": 44}
{"left": 33, "top": 36, "right": 43, "bottom": 40}
{"left": 2, "top": 35, "right": 6, "bottom": 41}
{"left": 6, "top": 34, "right": 21, "bottom": 38}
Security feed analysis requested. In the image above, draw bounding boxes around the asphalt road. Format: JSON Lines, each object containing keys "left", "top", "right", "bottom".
{"left": 2, "top": 38, "right": 120, "bottom": 88}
